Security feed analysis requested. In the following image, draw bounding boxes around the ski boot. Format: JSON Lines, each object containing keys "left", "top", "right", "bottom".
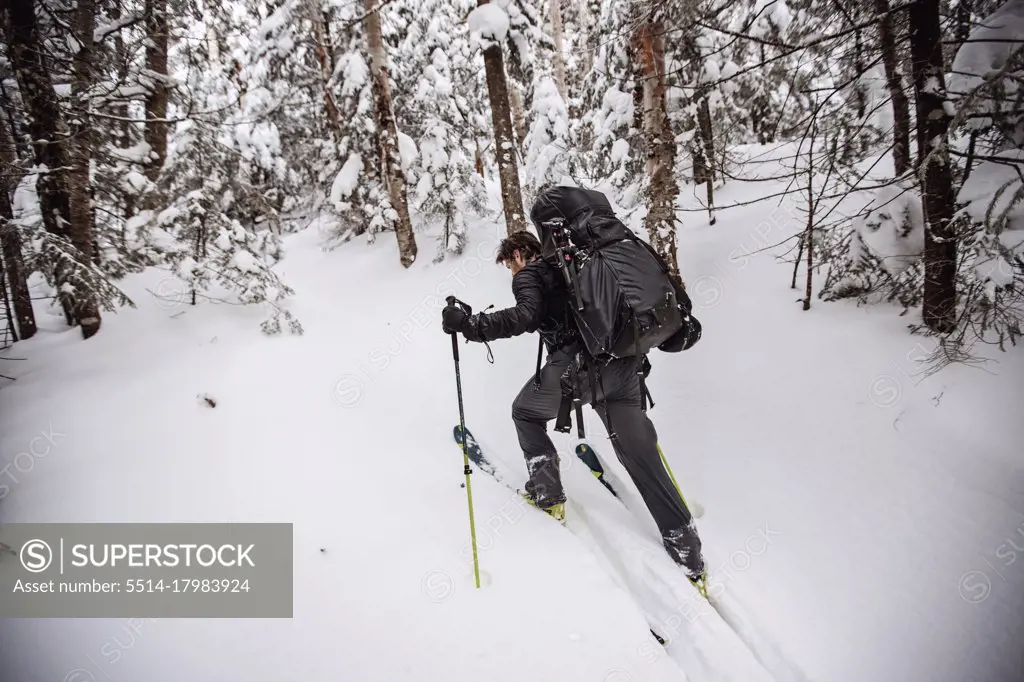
{"left": 688, "top": 570, "right": 709, "bottom": 599}
{"left": 521, "top": 491, "right": 566, "bottom": 523}
{"left": 664, "top": 526, "right": 708, "bottom": 598}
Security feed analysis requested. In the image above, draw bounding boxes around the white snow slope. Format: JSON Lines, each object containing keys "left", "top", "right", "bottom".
{"left": 1, "top": 145, "right": 1023, "bottom": 682}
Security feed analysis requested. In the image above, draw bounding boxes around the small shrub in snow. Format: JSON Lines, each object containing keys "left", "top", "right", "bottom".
{"left": 821, "top": 182, "right": 926, "bottom": 310}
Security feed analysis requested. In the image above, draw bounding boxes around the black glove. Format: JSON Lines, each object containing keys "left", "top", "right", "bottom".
{"left": 442, "top": 305, "right": 486, "bottom": 343}
{"left": 441, "top": 305, "right": 468, "bottom": 334}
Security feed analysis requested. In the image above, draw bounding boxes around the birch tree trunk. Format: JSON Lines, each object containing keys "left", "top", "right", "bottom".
{"left": 633, "top": 6, "right": 682, "bottom": 286}
{"left": 0, "top": 110, "right": 36, "bottom": 340}
{"left": 364, "top": 0, "right": 418, "bottom": 267}
{"left": 478, "top": 0, "right": 526, "bottom": 234}
{"left": 909, "top": 0, "right": 957, "bottom": 333}
{"left": 144, "top": 0, "right": 169, "bottom": 182}
{"left": 70, "top": 0, "right": 101, "bottom": 338}
{"left": 550, "top": 0, "right": 569, "bottom": 103}
{"left": 875, "top": 0, "right": 911, "bottom": 177}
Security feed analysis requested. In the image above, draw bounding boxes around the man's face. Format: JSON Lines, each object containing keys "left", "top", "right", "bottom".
{"left": 504, "top": 250, "right": 527, "bottom": 276}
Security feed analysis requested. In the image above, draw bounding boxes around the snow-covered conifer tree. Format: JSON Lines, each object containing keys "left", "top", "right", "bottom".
{"left": 132, "top": 0, "right": 302, "bottom": 335}
{"left": 404, "top": 8, "right": 489, "bottom": 260}
{"left": 573, "top": 0, "right": 643, "bottom": 211}
{"left": 524, "top": 74, "right": 572, "bottom": 204}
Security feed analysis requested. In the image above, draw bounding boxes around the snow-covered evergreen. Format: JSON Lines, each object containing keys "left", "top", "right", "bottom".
{"left": 523, "top": 75, "right": 572, "bottom": 203}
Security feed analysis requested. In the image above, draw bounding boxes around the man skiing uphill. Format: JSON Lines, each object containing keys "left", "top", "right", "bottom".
{"left": 440, "top": 186, "right": 705, "bottom": 584}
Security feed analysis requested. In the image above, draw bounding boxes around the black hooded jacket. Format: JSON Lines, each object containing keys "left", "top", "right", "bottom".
{"left": 470, "top": 257, "right": 577, "bottom": 352}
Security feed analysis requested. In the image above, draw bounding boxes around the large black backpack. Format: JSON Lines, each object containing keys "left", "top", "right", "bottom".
{"left": 530, "top": 186, "right": 698, "bottom": 364}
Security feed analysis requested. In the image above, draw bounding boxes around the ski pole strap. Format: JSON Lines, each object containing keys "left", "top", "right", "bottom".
{"left": 478, "top": 304, "right": 496, "bottom": 364}
{"left": 446, "top": 295, "right": 473, "bottom": 315}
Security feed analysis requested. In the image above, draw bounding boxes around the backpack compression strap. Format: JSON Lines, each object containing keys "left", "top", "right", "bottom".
{"left": 632, "top": 321, "right": 655, "bottom": 412}
{"left": 554, "top": 351, "right": 586, "bottom": 438}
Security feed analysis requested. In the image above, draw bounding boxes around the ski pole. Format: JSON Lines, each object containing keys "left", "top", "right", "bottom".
{"left": 447, "top": 296, "right": 481, "bottom": 589}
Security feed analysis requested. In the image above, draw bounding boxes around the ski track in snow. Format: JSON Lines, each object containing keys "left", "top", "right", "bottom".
{"left": 1, "top": 143, "right": 1022, "bottom": 682}
{"left": 463, "top": 428, "right": 784, "bottom": 682}
{"left": 481, "top": 423, "right": 811, "bottom": 682}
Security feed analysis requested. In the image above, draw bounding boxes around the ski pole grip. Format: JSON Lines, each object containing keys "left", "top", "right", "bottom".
{"left": 445, "top": 296, "right": 460, "bottom": 361}
{"left": 446, "top": 295, "right": 472, "bottom": 315}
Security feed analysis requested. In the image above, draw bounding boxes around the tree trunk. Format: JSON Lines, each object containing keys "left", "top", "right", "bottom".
{"left": 550, "top": 0, "right": 569, "bottom": 103}
{"left": 0, "top": 246, "right": 14, "bottom": 344}
{"left": 0, "top": 198, "right": 35, "bottom": 341}
{"left": 70, "top": 0, "right": 101, "bottom": 338}
{"left": 111, "top": 0, "right": 136, "bottom": 219}
{"left": 691, "top": 138, "right": 708, "bottom": 185}
{"left": 853, "top": 29, "right": 867, "bottom": 123}
{"left": 364, "top": 0, "right": 417, "bottom": 268}
{"left": 0, "top": 113, "right": 36, "bottom": 340}
{"left": 853, "top": 27, "right": 871, "bottom": 156}
{"left": 475, "top": 140, "right": 485, "bottom": 176}
{"left": 144, "top": 0, "right": 169, "bottom": 182}
{"left": 899, "top": 7, "right": 917, "bottom": 161}
{"left": 579, "top": 0, "right": 596, "bottom": 85}
{"left": 802, "top": 121, "right": 815, "bottom": 311}
{"left": 508, "top": 83, "right": 527, "bottom": 151}
{"left": 909, "top": 0, "right": 957, "bottom": 333}
{"left": 633, "top": 7, "right": 682, "bottom": 286}
{"left": 697, "top": 95, "right": 716, "bottom": 225}
{"left": 5, "top": 0, "right": 76, "bottom": 325}
{"left": 478, "top": 0, "right": 526, "bottom": 234}
{"left": 875, "top": 0, "right": 912, "bottom": 177}
{"left": 311, "top": 0, "right": 343, "bottom": 150}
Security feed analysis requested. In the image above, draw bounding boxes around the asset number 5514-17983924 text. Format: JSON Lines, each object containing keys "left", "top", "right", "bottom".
{"left": 125, "top": 578, "right": 251, "bottom": 593}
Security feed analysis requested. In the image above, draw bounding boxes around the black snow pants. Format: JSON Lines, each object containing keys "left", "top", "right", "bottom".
{"left": 511, "top": 346, "right": 703, "bottom": 573}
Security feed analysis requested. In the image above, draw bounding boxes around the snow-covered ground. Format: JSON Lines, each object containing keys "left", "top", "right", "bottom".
{"left": 2, "top": 149, "right": 1022, "bottom": 682}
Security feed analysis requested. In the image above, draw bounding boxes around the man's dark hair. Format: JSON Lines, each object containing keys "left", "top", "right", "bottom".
{"left": 495, "top": 230, "right": 543, "bottom": 265}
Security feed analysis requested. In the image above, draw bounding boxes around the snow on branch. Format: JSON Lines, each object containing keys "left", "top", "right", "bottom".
{"left": 93, "top": 12, "right": 143, "bottom": 43}
{"left": 467, "top": 3, "right": 510, "bottom": 48}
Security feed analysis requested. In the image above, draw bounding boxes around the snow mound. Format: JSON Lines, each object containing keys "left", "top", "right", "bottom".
{"left": 853, "top": 183, "right": 924, "bottom": 276}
